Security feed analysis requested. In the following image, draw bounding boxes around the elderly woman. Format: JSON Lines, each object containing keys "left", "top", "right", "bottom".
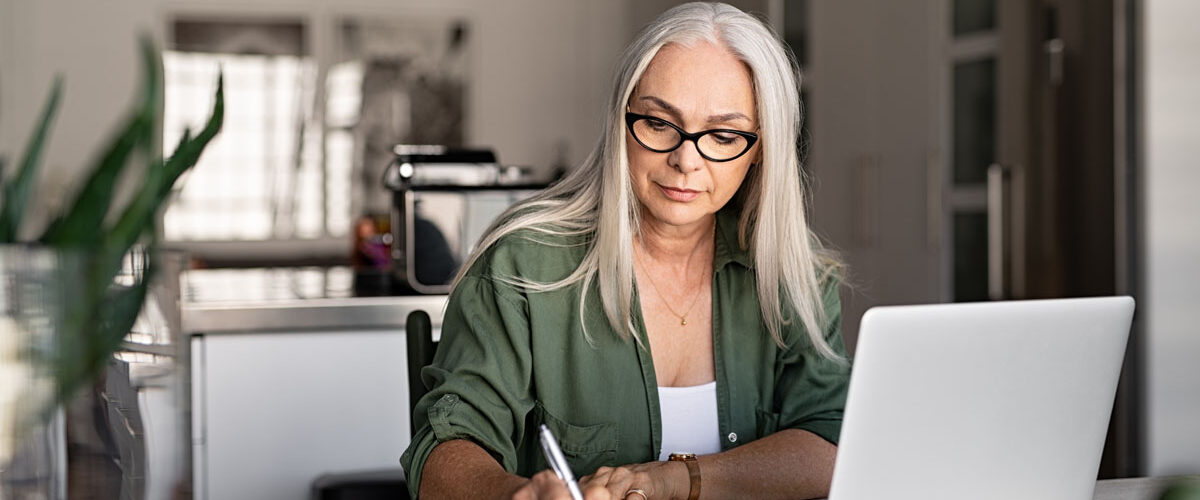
{"left": 401, "top": 3, "right": 849, "bottom": 499}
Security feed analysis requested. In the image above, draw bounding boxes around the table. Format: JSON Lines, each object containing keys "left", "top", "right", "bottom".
{"left": 1094, "top": 476, "right": 1200, "bottom": 500}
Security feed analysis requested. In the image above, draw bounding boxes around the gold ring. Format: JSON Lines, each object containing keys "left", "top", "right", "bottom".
{"left": 624, "top": 488, "right": 649, "bottom": 500}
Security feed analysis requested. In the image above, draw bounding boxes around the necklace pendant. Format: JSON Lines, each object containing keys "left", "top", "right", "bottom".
{"left": 680, "top": 318, "right": 687, "bottom": 326}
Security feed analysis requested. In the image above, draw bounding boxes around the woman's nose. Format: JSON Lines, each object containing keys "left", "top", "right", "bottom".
{"left": 668, "top": 139, "right": 706, "bottom": 173}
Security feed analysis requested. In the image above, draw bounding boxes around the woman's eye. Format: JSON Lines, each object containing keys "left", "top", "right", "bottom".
{"left": 710, "top": 133, "right": 739, "bottom": 145}
{"left": 646, "top": 119, "right": 671, "bottom": 131}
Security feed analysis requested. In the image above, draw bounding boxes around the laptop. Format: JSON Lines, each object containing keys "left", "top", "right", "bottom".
{"left": 828, "top": 296, "right": 1135, "bottom": 500}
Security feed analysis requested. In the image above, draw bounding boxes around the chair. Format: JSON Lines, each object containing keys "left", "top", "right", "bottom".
{"left": 310, "top": 469, "right": 408, "bottom": 500}
{"left": 310, "top": 309, "right": 437, "bottom": 500}
{"left": 405, "top": 309, "right": 437, "bottom": 436}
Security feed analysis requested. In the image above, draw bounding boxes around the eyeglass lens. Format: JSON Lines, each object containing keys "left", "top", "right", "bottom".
{"left": 631, "top": 117, "right": 750, "bottom": 161}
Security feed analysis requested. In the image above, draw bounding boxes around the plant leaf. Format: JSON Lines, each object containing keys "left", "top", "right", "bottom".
{"left": 168, "top": 128, "right": 194, "bottom": 171}
{"left": 40, "top": 114, "right": 152, "bottom": 246}
{"left": 40, "top": 38, "right": 160, "bottom": 246}
{"left": 56, "top": 251, "right": 155, "bottom": 404}
{"left": 161, "top": 72, "right": 224, "bottom": 192}
{"left": 0, "top": 77, "right": 63, "bottom": 242}
{"left": 108, "top": 72, "right": 223, "bottom": 258}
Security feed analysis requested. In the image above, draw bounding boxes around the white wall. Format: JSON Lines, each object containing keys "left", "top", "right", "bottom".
{"left": 1, "top": 0, "right": 164, "bottom": 237}
{"left": 0, "top": 0, "right": 15, "bottom": 168}
{"left": 0, "top": 0, "right": 628, "bottom": 236}
{"left": 1144, "top": 0, "right": 1200, "bottom": 477}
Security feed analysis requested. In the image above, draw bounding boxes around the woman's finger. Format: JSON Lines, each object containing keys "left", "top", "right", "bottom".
{"left": 582, "top": 481, "right": 616, "bottom": 500}
{"left": 582, "top": 466, "right": 646, "bottom": 500}
{"left": 513, "top": 469, "right": 575, "bottom": 500}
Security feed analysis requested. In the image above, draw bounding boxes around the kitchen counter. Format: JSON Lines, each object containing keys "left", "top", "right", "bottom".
{"left": 180, "top": 266, "right": 447, "bottom": 334}
{"left": 181, "top": 266, "right": 447, "bottom": 499}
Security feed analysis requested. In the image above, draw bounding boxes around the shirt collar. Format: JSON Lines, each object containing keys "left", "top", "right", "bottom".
{"left": 714, "top": 204, "right": 754, "bottom": 270}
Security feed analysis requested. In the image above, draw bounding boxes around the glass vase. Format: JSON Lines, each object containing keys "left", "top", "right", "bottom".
{"left": 0, "top": 246, "right": 190, "bottom": 500}
{"left": 0, "top": 245, "right": 78, "bottom": 500}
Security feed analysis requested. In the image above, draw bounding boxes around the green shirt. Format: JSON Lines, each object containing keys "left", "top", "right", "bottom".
{"left": 400, "top": 207, "right": 850, "bottom": 498}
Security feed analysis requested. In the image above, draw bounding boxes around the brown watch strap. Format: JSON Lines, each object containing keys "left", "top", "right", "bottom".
{"left": 669, "top": 453, "right": 701, "bottom": 500}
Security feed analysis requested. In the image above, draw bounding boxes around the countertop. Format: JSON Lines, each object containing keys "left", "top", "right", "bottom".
{"left": 180, "top": 266, "right": 447, "bottom": 334}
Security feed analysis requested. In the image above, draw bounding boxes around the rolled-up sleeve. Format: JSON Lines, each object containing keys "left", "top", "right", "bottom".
{"left": 774, "top": 277, "right": 851, "bottom": 445}
{"left": 400, "top": 271, "right": 535, "bottom": 498}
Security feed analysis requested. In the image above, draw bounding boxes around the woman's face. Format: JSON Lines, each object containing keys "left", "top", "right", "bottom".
{"left": 627, "top": 41, "right": 758, "bottom": 232}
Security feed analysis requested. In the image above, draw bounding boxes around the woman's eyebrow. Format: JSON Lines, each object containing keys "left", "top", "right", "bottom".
{"left": 637, "top": 95, "right": 682, "bottom": 117}
{"left": 636, "top": 95, "right": 752, "bottom": 125}
{"left": 707, "top": 111, "right": 752, "bottom": 124}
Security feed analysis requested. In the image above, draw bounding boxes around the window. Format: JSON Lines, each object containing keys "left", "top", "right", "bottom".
{"left": 162, "top": 16, "right": 469, "bottom": 263}
{"left": 164, "top": 19, "right": 337, "bottom": 244}
{"left": 163, "top": 49, "right": 330, "bottom": 240}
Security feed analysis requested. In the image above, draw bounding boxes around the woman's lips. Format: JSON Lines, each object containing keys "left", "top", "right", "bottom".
{"left": 658, "top": 184, "right": 701, "bottom": 202}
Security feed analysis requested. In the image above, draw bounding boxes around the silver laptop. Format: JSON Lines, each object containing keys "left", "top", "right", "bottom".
{"left": 829, "top": 297, "right": 1135, "bottom": 500}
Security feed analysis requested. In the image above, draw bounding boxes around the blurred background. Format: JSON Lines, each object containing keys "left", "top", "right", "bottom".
{"left": 1, "top": 0, "right": 1197, "bottom": 498}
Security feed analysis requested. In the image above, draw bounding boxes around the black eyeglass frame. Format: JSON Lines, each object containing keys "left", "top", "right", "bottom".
{"left": 624, "top": 111, "right": 759, "bottom": 162}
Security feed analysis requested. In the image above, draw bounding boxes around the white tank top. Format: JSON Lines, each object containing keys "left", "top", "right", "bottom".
{"left": 656, "top": 381, "right": 721, "bottom": 461}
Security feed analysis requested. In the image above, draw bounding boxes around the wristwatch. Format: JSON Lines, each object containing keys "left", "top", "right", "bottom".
{"left": 668, "top": 452, "right": 700, "bottom": 500}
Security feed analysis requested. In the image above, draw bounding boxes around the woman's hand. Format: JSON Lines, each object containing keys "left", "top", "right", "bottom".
{"left": 511, "top": 469, "right": 615, "bottom": 500}
{"left": 579, "top": 461, "right": 687, "bottom": 500}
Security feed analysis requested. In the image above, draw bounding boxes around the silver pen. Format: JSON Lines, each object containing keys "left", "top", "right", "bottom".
{"left": 538, "top": 423, "right": 586, "bottom": 500}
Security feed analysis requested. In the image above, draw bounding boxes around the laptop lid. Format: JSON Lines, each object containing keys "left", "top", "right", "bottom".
{"left": 829, "top": 297, "right": 1135, "bottom": 500}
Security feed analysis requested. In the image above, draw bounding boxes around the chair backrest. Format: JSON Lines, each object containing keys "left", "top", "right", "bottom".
{"left": 405, "top": 309, "right": 437, "bottom": 437}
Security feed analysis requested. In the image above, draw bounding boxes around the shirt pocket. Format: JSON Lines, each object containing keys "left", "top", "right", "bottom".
{"left": 755, "top": 406, "right": 781, "bottom": 437}
{"left": 534, "top": 401, "right": 619, "bottom": 475}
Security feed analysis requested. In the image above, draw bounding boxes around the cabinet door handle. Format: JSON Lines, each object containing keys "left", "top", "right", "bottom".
{"left": 926, "top": 150, "right": 942, "bottom": 252}
{"left": 988, "top": 164, "right": 1012, "bottom": 300}
{"left": 1045, "top": 38, "right": 1065, "bottom": 86}
{"left": 1044, "top": 5, "right": 1065, "bottom": 87}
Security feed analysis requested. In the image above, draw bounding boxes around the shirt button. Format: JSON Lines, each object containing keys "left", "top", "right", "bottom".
{"left": 727, "top": 432, "right": 738, "bottom": 443}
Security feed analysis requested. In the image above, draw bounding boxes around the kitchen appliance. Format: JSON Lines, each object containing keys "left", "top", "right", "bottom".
{"left": 382, "top": 145, "right": 544, "bottom": 295}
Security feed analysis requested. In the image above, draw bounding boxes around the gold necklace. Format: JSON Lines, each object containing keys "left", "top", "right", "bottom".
{"left": 635, "top": 252, "right": 704, "bottom": 326}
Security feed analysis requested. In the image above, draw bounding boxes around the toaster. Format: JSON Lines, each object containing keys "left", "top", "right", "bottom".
{"left": 382, "top": 145, "right": 544, "bottom": 294}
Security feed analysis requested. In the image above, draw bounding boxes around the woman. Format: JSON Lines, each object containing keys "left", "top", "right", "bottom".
{"left": 401, "top": 3, "right": 849, "bottom": 499}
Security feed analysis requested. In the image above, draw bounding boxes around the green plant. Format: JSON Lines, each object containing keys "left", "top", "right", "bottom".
{"left": 1160, "top": 479, "right": 1200, "bottom": 500}
{"left": 0, "top": 36, "right": 224, "bottom": 405}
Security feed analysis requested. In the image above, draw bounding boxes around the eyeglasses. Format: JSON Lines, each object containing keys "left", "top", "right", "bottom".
{"left": 625, "top": 111, "right": 759, "bottom": 162}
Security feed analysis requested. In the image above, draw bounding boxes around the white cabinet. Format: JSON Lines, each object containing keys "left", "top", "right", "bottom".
{"left": 192, "top": 329, "right": 414, "bottom": 500}
{"left": 181, "top": 266, "right": 446, "bottom": 499}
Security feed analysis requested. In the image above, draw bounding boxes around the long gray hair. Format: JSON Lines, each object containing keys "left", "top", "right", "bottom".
{"left": 456, "top": 2, "right": 842, "bottom": 359}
